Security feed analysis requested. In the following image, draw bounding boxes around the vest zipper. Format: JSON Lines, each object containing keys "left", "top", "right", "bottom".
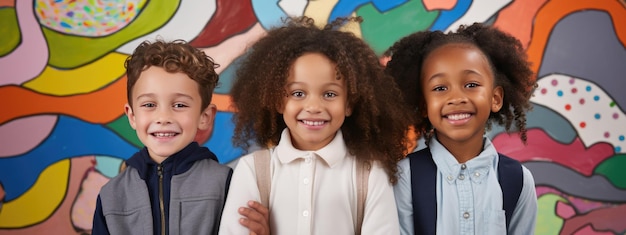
{"left": 158, "top": 164, "right": 165, "bottom": 235}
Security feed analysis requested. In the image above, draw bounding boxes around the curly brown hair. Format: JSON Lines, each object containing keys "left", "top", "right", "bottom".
{"left": 125, "top": 39, "right": 219, "bottom": 110}
{"left": 385, "top": 23, "right": 537, "bottom": 144}
{"left": 230, "top": 16, "right": 413, "bottom": 184}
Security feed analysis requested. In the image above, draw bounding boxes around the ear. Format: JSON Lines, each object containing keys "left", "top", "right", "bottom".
{"left": 198, "top": 104, "right": 217, "bottom": 131}
{"left": 124, "top": 103, "right": 137, "bottom": 130}
{"left": 345, "top": 105, "right": 352, "bottom": 117}
{"left": 491, "top": 86, "right": 504, "bottom": 112}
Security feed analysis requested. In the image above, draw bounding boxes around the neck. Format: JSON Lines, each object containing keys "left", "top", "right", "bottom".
{"left": 436, "top": 134, "right": 485, "bottom": 163}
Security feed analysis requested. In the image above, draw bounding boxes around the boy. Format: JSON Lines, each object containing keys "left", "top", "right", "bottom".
{"left": 92, "top": 39, "right": 232, "bottom": 235}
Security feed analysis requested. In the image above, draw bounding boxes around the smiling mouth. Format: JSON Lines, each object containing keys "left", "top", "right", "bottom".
{"left": 301, "top": 120, "right": 327, "bottom": 126}
{"left": 151, "top": 132, "right": 178, "bottom": 137}
{"left": 446, "top": 113, "right": 471, "bottom": 120}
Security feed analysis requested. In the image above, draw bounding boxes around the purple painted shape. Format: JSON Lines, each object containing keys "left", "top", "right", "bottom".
{"left": 0, "top": 0, "right": 49, "bottom": 85}
{"left": 0, "top": 115, "right": 57, "bottom": 157}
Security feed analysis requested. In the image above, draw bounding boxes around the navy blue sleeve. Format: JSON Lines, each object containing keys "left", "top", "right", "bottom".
{"left": 92, "top": 195, "right": 111, "bottom": 235}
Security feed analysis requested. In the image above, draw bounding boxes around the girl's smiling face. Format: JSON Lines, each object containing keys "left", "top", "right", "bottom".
{"left": 280, "top": 53, "right": 352, "bottom": 151}
{"left": 420, "top": 43, "right": 503, "bottom": 148}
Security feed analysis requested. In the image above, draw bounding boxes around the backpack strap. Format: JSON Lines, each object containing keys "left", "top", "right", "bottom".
{"left": 409, "top": 149, "right": 524, "bottom": 234}
{"left": 355, "top": 158, "right": 370, "bottom": 235}
{"left": 408, "top": 148, "right": 437, "bottom": 235}
{"left": 253, "top": 149, "right": 272, "bottom": 208}
{"left": 497, "top": 154, "right": 523, "bottom": 230}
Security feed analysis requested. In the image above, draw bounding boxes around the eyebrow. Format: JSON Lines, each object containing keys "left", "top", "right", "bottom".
{"left": 135, "top": 93, "right": 195, "bottom": 100}
{"left": 426, "top": 69, "right": 484, "bottom": 82}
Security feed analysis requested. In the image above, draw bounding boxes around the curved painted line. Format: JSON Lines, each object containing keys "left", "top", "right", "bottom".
{"left": 0, "top": 115, "right": 57, "bottom": 157}
{"left": 203, "top": 111, "right": 243, "bottom": 164}
{"left": 116, "top": 0, "right": 216, "bottom": 54}
{"left": 329, "top": 0, "right": 407, "bottom": 22}
{"left": 423, "top": 0, "right": 457, "bottom": 11}
{"left": 0, "top": 159, "right": 69, "bottom": 228}
{"left": 22, "top": 53, "right": 128, "bottom": 96}
{"left": 251, "top": 0, "right": 287, "bottom": 30}
{"left": 494, "top": 128, "right": 615, "bottom": 176}
{"left": 429, "top": 0, "right": 471, "bottom": 31}
{"left": 0, "top": 157, "right": 93, "bottom": 234}
{"left": 445, "top": 0, "right": 511, "bottom": 32}
{"left": 46, "top": 0, "right": 180, "bottom": 69}
{"left": 525, "top": 161, "right": 626, "bottom": 202}
{"left": 72, "top": 166, "right": 109, "bottom": 230}
{"left": 561, "top": 204, "right": 626, "bottom": 234}
{"left": 189, "top": 0, "right": 256, "bottom": 47}
{"left": 0, "top": 116, "right": 139, "bottom": 201}
{"left": 0, "top": 0, "right": 48, "bottom": 86}
{"left": 0, "top": 77, "right": 127, "bottom": 125}
{"left": 493, "top": 0, "right": 547, "bottom": 48}
{"left": 526, "top": 0, "right": 626, "bottom": 74}
{"left": 536, "top": 193, "right": 566, "bottom": 235}
{"left": 202, "top": 23, "right": 266, "bottom": 76}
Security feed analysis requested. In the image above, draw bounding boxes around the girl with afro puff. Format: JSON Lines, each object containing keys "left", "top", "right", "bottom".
{"left": 386, "top": 23, "right": 538, "bottom": 235}
{"left": 218, "top": 16, "right": 413, "bottom": 234}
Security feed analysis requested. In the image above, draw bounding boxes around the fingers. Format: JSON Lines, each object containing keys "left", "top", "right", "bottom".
{"left": 246, "top": 200, "right": 269, "bottom": 218}
{"left": 238, "top": 201, "right": 270, "bottom": 235}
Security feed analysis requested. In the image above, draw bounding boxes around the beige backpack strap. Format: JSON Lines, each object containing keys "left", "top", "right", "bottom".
{"left": 253, "top": 149, "right": 272, "bottom": 208}
{"left": 355, "top": 159, "right": 370, "bottom": 235}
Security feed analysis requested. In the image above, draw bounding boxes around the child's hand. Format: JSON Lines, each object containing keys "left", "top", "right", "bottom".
{"left": 238, "top": 200, "right": 270, "bottom": 235}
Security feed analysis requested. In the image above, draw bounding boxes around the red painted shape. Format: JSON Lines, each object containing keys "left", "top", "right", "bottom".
{"left": 189, "top": 0, "right": 257, "bottom": 47}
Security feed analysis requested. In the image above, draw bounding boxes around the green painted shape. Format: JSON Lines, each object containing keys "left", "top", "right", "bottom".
{"left": 594, "top": 154, "right": 626, "bottom": 189}
{"left": 106, "top": 114, "right": 143, "bottom": 148}
{"left": 536, "top": 193, "right": 566, "bottom": 235}
{"left": 45, "top": 0, "right": 180, "bottom": 69}
{"left": 0, "top": 8, "right": 20, "bottom": 57}
{"left": 357, "top": 0, "right": 438, "bottom": 56}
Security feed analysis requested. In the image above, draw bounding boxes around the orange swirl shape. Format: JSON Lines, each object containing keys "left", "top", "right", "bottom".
{"left": 0, "top": 76, "right": 234, "bottom": 125}
{"left": 527, "top": 0, "right": 626, "bottom": 75}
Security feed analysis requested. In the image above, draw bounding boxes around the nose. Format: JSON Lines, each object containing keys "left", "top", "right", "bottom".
{"left": 304, "top": 97, "right": 322, "bottom": 113}
{"left": 447, "top": 89, "right": 468, "bottom": 105}
{"left": 155, "top": 107, "right": 173, "bottom": 124}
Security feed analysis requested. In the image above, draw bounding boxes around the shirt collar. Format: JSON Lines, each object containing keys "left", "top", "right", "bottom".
{"left": 430, "top": 137, "right": 498, "bottom": 184}
{"left": 274, "top": 128, "right": 348, "bottom": 167}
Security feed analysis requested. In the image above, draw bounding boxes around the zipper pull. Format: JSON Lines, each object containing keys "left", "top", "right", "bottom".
{"left": 157, "top": 164, "right": 163, "bottom": 176}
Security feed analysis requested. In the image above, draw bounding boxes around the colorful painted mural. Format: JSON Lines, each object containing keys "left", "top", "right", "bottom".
{"left": 0, "top": 0, "right": 624, "bottom": 234}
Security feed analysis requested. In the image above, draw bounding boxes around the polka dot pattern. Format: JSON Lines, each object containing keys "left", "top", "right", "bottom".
{"left": 532, "top": 74, "right": 625, "bottom": 153}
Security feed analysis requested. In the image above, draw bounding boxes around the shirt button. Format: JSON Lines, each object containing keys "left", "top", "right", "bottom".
{"left": 463, "top": 212, "right": 470, "bottom": 219}
{"left": 447, "top": 175, "right": 454, "bottom": 181}
{"left": 303, "top": 210, "right": 309, "bottom": 217}
{"left": 474, "top": 172, "right": 480, "bottom": 177}
{"left": 458, "top": 174, "right": 465, "bottom": 180}
{"left": 304, "top": 157, "right": 311, "bottom": 164}
{"left": 303, "top": 178, "right": 310, "bottom": 184}
{"left": 461, "top": 164, "right": 467, "bottom": 170}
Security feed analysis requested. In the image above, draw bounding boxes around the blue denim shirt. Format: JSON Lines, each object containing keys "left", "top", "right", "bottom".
{"left": 394, "top": 137, "right": 537, "bottom": 235}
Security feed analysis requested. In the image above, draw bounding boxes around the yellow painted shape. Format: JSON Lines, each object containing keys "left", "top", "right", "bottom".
{"left": 0, "top": 159, "right": 69, "bottom": 228}
{"left": 535, "top": 193, "right": 566, "bottom": 235}
{"left": 304, "top": 0, "right": 362, "bottom": 38}
{"left": 23, "top": 52, "right": 128, "bottom": 96}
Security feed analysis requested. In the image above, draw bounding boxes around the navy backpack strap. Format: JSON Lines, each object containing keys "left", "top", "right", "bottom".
{"left": 409, "top": 148, "right": 437, "bottom": 235}
{"left": 497, "top": 154, "right": 524, "bottom": 231}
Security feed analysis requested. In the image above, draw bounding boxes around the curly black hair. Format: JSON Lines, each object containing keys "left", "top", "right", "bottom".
{"left": 385, "top": 23, "right": 536, "bottom": 144}
{"left": 230, "top": 16, "right": 413, "bottom": 183}
{"left": 125, "top": 39, "right": 219, "bottom": 110}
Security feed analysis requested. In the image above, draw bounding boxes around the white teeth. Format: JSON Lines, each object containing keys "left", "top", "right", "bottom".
{"left": 153, "top": 133, "right": 176, "bottom": 137}
{"left": 302, "top": 120, "right": 325, "bottom": 126}
{"left": 447, "top": 113, "right": 471, "bottom": 120}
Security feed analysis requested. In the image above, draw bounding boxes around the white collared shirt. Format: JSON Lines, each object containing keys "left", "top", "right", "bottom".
{"left": 394, "top": 137, "right": 537, "bottom": 235}
{"left": 219, "top": 129, "right": 400, "bottom": 235}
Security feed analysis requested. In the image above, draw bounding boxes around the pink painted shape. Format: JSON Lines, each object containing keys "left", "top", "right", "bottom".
{"left": 423, "top": 0, "right": 457, "bottom": 11}
{"left": 537, "top": 186, "right": 615, "bottom": 215}
{"left": 493, "top": 128, "right": 615, "bottom": 176}
{"left": 557, "top": 200, "right": 576, "bottom": 219}
{"left": 71, "top": 168, "right": 109, "bottom": 230}
{"left": 0, "top": 0, "right": 49, "bottom": 85}
{"left": 572, "top": 225, "right": 614, "bottom": 235}
{"left": 0, "top": 115, "right": 57, "bottom": 157}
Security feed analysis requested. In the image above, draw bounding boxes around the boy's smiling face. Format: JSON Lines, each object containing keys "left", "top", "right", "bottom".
{"left": 420, "top": 43, "right": 503, "bottom": 148}
{"left": 125, "top": 66, "right": 214, "bottom": 163}
{"left": 279, "top": 53, "right": 352, "bottom": 151}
